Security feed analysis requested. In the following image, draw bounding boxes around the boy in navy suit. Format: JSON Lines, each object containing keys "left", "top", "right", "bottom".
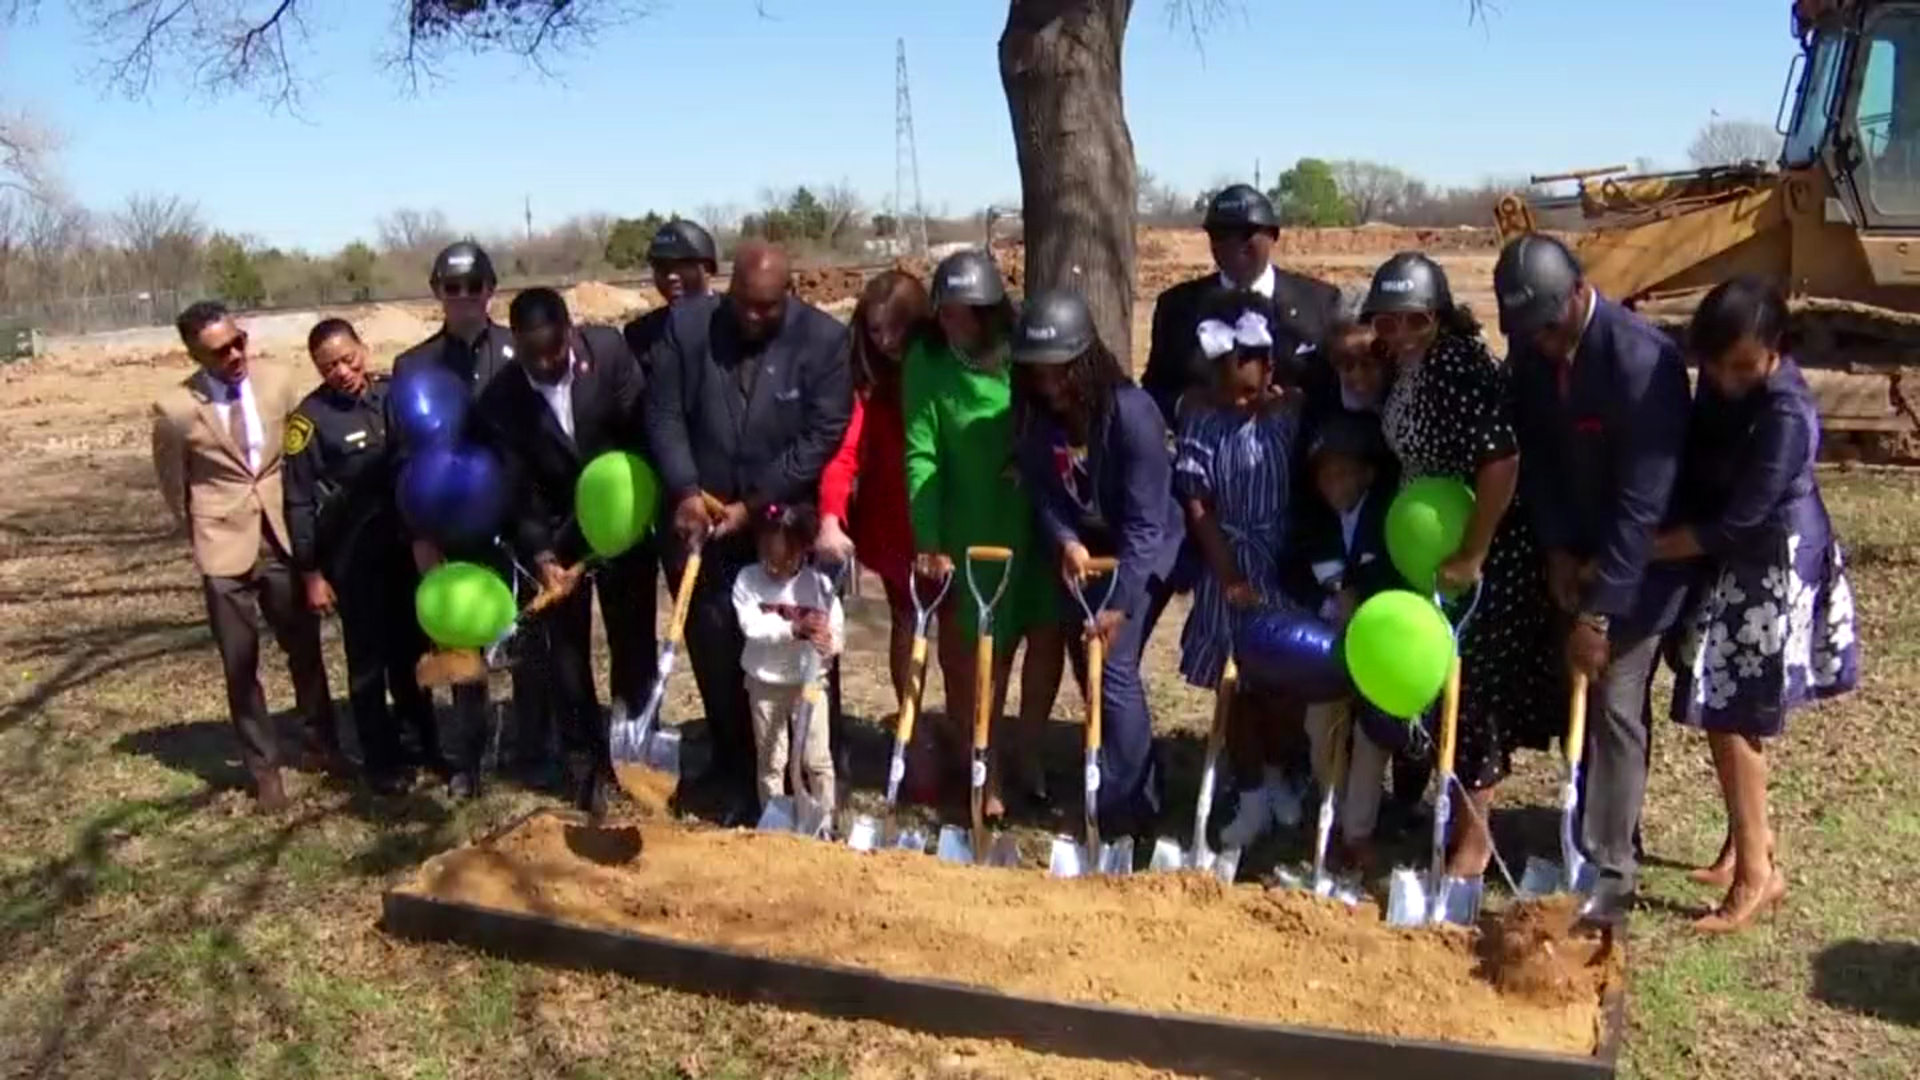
{"left": 1291, "top": 413, "right": 1425, "bottom": 871}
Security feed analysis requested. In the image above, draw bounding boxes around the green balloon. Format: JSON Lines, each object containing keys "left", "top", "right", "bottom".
{"left": 1386, "top": 476, "right": 1476, "bottom": 595}
{"left": 416, "top": 562, "right": 516, "bottom": 650}
{"left": 575, "top": 451, "right": 660, "bottom": 558}
{"left": 1343, "top": 590, "right": 1456, "bottom": 721}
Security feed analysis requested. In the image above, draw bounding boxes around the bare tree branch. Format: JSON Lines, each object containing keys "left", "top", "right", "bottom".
{"left": 0, "top": 109, "right": 62, "bottom": 201}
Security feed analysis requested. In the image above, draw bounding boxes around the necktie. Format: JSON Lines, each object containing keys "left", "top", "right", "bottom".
{"left": 1556, "top": 358, "right": 1572, "bottom": 401}
{"left": 227, "top": 386, "right": 251, "bottom": 472}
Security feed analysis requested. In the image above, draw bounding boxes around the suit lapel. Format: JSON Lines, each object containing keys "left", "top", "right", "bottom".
{"left": 739, "top": 308, "right": 795, "bottom": 438}
{"left": 519, "top": 365, "right": 578, "bottom": 460}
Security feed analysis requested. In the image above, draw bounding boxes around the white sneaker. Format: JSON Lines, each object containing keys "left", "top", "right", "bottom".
{"left": 1220, "top": 786, "right": 1274, "bottom": 849}
{"left": 1267, "top": 775, "right": 1304, "bottom": 830}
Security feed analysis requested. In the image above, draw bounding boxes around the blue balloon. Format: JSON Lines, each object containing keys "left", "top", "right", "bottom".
{"left": 1234, "top": 605, "right": 1348, "bottom": 704}
{"left": 398, "top": 443, "right": 508, "bottom": 551}
{"left": 390, "top": 364, "right": 470, "bottom": 449}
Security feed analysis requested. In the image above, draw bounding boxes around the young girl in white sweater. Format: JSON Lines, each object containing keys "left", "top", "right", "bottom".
{"left": 732, "top": 503, "right": 844, "bottom": 815}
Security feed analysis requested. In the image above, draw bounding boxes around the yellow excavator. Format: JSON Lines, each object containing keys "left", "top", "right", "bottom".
{"left": 1496, "top": 0, "right": 1920, "bottom": 462}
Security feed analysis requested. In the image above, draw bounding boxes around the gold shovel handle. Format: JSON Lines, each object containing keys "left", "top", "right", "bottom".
{"left": 972, "top": 632, "right": 995, "bottom": 751}
{"left": 666, "top": 551, "right": 703, "bottom": 647}
{"left": 1086, "top": 636, "right": 1105, "bottom": 755}
{"left": 1436, "top": 656, "right": 1462, "bottom": 777}
{"left": 895, "top": 635, "right": 930, "bottom": 746}
{"left": 1206, "top": 658, "right": 1237, "bottom": 757}
{"left": 966, "top": 545, "right": 1014, "bottom": 562}
{"left": 1566, "top": 672, "right": 1590, "bottom": 771}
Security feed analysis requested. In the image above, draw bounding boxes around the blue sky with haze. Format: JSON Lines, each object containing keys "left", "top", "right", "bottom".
{"left": 0, "top": 0, "right": 1791, "bottom": 251}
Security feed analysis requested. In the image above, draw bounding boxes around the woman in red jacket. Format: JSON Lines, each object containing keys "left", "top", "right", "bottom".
{"left": 819, "top": 270, "right": 930, "bottom": 719}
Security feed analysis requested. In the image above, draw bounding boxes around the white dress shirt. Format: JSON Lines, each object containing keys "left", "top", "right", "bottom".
{"left": 198, "top": 369, "right": 263, "bottom": 472}
{"left": 1220, "top": 263, "right": 1277, "bottom": 298}
{"left": 532, "top": 355, "right": 576, "bottom": 440}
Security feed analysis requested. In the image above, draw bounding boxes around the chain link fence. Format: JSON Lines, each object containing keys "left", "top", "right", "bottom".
{"left": 0, "top": 288, "right": 196, "bottom": 337}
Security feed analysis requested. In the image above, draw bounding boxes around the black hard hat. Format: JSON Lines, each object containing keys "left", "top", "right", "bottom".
{"left": 1204, "top": 184, "right": 1279, "bottom": 232}
{"left": 1362, "top": 252, "right": 1454, "bottom": 317}
{"left": 429, "top": 241, "right": 496, "bottom": 289}
{"left": 1011, "top": 289, "right": 1096, "bottom": 365}
{"left": 1494, "top": 234, "right": 1583, "bottom": 339}
{"left": 930, "top": 249, "right": 1006, "bottom": 307}
{"left": 647, "top": 219, "right": 719, "bottom": 270}
{"left": 1308, "top": 412, "right": 1385, "bottom": 465}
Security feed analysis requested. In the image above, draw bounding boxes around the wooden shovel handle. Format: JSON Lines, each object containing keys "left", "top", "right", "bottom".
{"left": 895, "top": 635, "right": 930, "bottom": 747}
{"left": 1082, "top": 556, "right": 1119, "bottom": 575}
{"left": 666, "top": 552, "right": 702, "bottom": 647}
{"left": 1566, "top": 672, "right": 1590, "bottom": 771}
{"left": 972, "top": 632, "right": 995, "bottom": 751}
{"left": 1436, "top": 656, "right": 1462, "bottom": 777}
{"left": 966, "top": 545, "right": 1014, "bottom": 562}
{"left": 1205, "top": 658, "right": 1237, "bottom": 757}
{"left": 1086, "top": 636, "right": 1105, "bottom": 755}
{"left": 699, "top": 490, "right": 727, "bottom": 517}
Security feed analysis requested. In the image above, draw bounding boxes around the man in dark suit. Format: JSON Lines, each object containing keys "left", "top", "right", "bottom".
{"left": 1141, "top": 184, "right": 1342, "bottom": 425}
{"left": 478, "top": 287, "right": 648, "bottom": 815}
{"left": 644, "top": 240, "right": 853, "bottom": 820}
{"left": 1503, "top": 234, "right": 1692, "bottom": 924}
{"left": 622, "top": 219, "right": 718, "bottom": 361}
{"left": 392, "top": 241, "right": 552, "bottom": 798}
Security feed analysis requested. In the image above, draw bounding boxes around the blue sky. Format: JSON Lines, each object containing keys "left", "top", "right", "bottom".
{"left": 1, "top": 0, "right": 1792, "bottom": 252}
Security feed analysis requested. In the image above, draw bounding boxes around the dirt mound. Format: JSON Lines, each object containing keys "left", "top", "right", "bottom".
{"left": 405, "top": 812, "right": 1616, "bottom": 1058}
{"left": 794, "top": 266, "right": 870, "bottom": 307}
{"left": 1479, "top": 896, "right": 1611, "bottom": 1007}
{"left": 563, "top": 281, "right": 650, "bottom": 325}
{"left": 349, "top": 303, "right": 442, "bottom": 353}
{"left": 1272, "top": 226, "right": 1502, "bottom": 257}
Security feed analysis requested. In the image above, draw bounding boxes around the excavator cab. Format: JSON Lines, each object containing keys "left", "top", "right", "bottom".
{"left": 1493, "top": 0, "right": 1920, "bottom": 461}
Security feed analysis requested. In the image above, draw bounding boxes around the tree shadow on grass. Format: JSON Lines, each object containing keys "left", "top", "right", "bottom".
{"left": 1811, "top": 940, "right": 1920, "bottom": 1028}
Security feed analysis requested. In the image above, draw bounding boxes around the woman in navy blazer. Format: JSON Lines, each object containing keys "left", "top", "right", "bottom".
{"left": 1651, "top": 276, "right": 1858, "bottom": 934}
{"left": 1012, "top": 289, "right": 1187, "bottom": 837}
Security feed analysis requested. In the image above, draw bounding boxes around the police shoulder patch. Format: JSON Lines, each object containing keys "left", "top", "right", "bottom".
{"left": 284, "top": 414, "right": 315, "bottom": 456}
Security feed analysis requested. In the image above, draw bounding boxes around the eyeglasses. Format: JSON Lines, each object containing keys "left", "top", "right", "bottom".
{"left": 1370, "top": 311, "right": 1435, "bottom": 335}
{"left": 437, "top": 279, "right": 489, "bottom": 299}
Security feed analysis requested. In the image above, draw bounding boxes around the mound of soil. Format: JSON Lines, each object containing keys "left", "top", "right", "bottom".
{"left": 563, "top": 281, "right": 650, "bottom": 324}
{"left": 403, "top": 813, "right": 1617, "bottom": 1058}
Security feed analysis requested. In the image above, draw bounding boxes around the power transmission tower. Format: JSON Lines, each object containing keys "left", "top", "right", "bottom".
{"left": 895, "top": 39, "right": 930, "bottom": 257}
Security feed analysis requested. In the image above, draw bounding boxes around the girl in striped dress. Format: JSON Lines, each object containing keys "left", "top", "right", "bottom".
{"left": 1174, "top": 297, "right": 1303, "bottom": 849}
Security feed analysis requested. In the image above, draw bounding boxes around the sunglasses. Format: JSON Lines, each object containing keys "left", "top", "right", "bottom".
{"left": 202, "top": 330, "right": 248, "bottom": 359}
{"left": 437, "top": 279, "right": 489, "bottom": 299}
{"left": 1370, "top": 311, "right": 1435, "bottom": 335}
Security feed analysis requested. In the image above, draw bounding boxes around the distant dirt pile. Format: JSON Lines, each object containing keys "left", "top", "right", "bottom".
{"left": 563, "top": 282, "right": 652, "bottom": 325}
{"left": 1271, "top": 225, "right": 1503, "bottom": 256}
{"left": 793, "top": 266, "right": 869, "bottom": 307}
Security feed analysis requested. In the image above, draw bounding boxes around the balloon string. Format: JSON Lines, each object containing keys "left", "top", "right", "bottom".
{"left": 1436, "top": 580, "right": 1485, "bottom": 643}
{"left": 1444, "top": 774, "right": 1522, "bottom": 897}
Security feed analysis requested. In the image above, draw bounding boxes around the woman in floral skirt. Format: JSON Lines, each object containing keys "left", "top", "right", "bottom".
{"left": 1652, "top": 275, "right": 1859, "bottom": 934}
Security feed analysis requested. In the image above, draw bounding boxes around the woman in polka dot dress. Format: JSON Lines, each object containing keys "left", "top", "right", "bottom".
{"left": 1363, "top": 252, "right": 1560, "bottom": 883}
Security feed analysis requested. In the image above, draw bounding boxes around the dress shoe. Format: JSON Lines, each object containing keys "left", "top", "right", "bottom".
{"left": 293, "top": 747, "right": 352, "bottom": 778}
{"left": 1693, "top": 870, "right": 1788, "bottom": 934}
{"left": 573, "top": 768, "right": 609, "bottom": 821}
{"left": 447, "top": 770, "right": 482, "bottom": 801}
{"left": 1577, "top": 874, "right": 1636, "bottom": 927}
{"left": 252, "top": 769, "right": 290, "bottom": 814}
{"left": 367, "top": 768, "right": 415, "bottom": 798}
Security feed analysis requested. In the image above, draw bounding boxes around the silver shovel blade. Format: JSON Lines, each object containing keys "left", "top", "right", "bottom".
{"left": 1432, "top": 875, "right": 1484, "bottom": 926}
{"left": 1316, "top": 875, "right": 1365, "bottom": 907}
{"left": 795, "top": 797, "right": 832, "bottom": 840}
{"left": 1211, "top": 846, "right": 1241, "bottom": 884}
{"left": 1097, "top": 837, "right": 1134, "bottom": 876}
{"left": 986, "top": 834, "right": 1021, "bottom": 868}
{"left": 1048, "top": 836, "right": 1087, "bottom": 878}
{"left": 935, "top": 824, "right": 973, "bottom": 864}
{"left": 896, "top": 827, "right": 929, "bottom": 854}
{"left": 643, "top": 727, "right": 681, "bottom": 774}
{"left": 846, "top": 815, "right": 880, "bottom": 852}
{"left": 1147, "top": 837, "right": 1186, "bottom": 872}
{"left": 756, "top": 797, "right": 797, "bottom": 833}
{"left": 1519, "top": 855, "right": 1563, "bottom": 898}
{"left": 1386, "top": 867, "right": 1431, "bottom": 927}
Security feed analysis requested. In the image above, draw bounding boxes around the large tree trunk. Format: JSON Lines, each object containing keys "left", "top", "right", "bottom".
{"left": 1000, "top": 0, "right": 1138, "bottom": 369}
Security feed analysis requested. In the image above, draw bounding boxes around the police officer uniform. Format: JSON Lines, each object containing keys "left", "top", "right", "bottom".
{"left": 392, "top": 242, "right": 555, "bottom": 796}
{"left": 1142, "top": 184, "right": 1343, "bottom": 426}
{"left": 284, "top": 374, "right": 435, "bottom": 788}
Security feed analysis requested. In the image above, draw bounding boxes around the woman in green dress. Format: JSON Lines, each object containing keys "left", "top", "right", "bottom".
{"left": 905, "top": 250, "right": 1065, "bottom": 817}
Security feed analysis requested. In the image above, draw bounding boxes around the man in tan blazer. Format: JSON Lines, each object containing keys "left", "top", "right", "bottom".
{"left": 152, "top": 300, "right": 340, "bottom": 811}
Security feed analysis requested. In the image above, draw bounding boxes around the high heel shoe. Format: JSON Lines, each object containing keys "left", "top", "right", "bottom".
{"left": 1692, "top": 869, "right": 1788, "bottom": 934}
{"left": 1688, "top": 833, "right": 1777, "bottom": 888}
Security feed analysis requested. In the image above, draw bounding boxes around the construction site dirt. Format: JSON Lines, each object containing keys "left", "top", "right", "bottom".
{"left": 402, "top": 811, "right": 1619, "bottom": 1060}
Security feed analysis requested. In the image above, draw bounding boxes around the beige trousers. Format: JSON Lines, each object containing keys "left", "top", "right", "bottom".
{"left": 1303, "top": 700, "right": 1390, "bottom": 846}
{"left": 748, "top": 676, "right": 835, "bottom": 811}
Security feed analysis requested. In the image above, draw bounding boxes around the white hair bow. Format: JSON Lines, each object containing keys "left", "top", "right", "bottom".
{"left": 1197, "top": 311, "right": 1275, "bottom": 359}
